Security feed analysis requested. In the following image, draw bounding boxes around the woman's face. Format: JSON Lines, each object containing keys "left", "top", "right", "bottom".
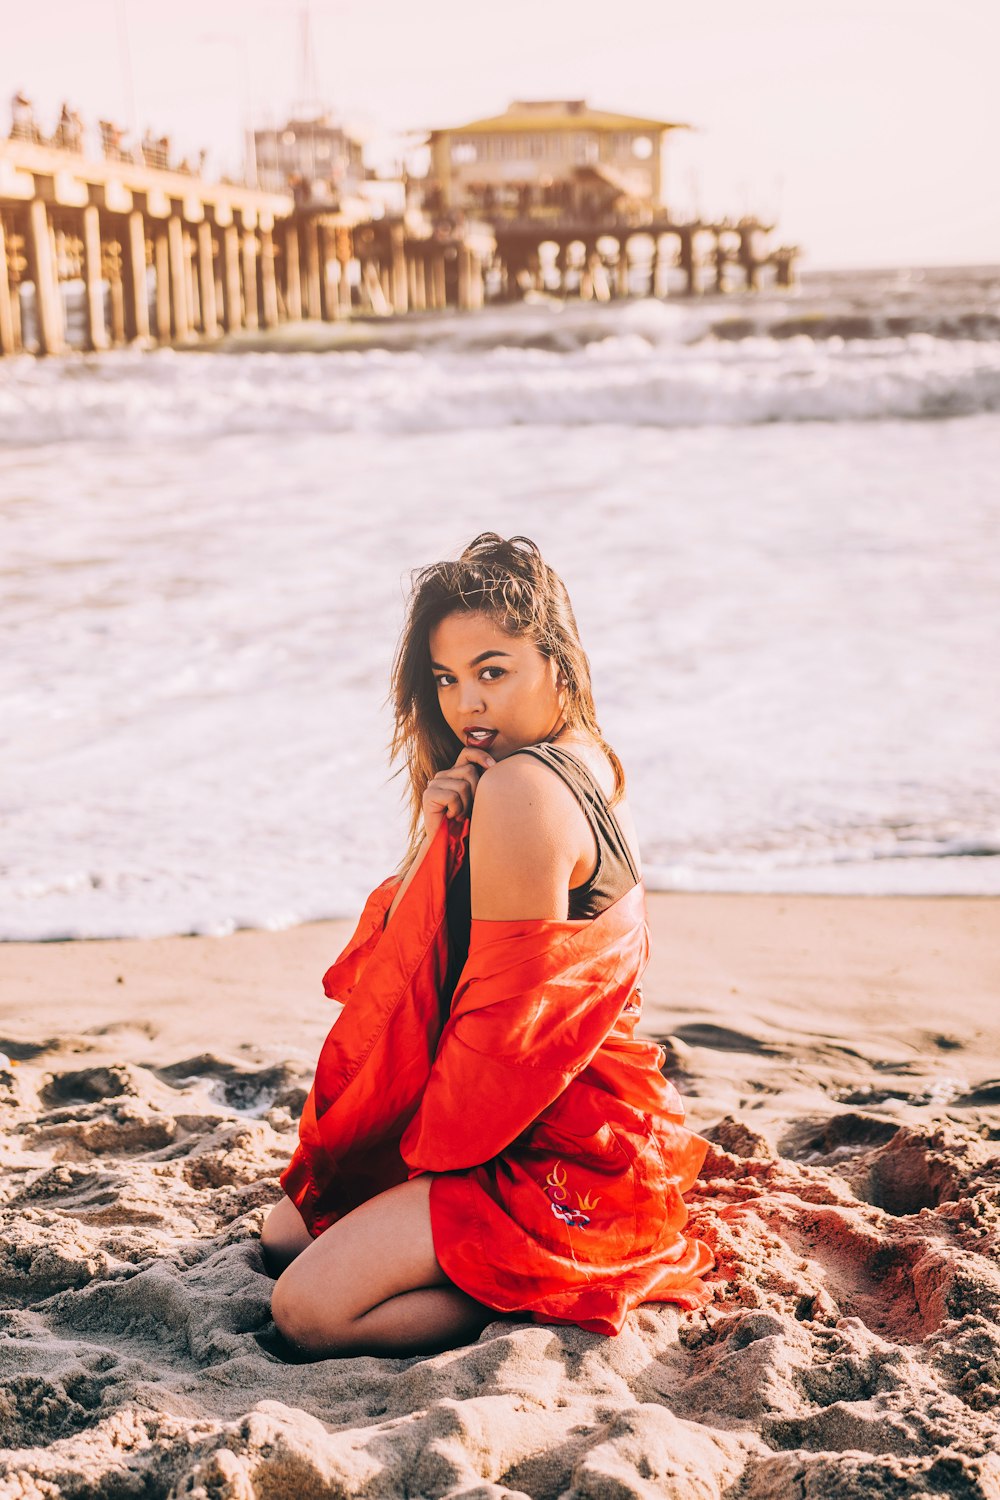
{"left": 428, "top": 610, "right": 565, "bottom": 760}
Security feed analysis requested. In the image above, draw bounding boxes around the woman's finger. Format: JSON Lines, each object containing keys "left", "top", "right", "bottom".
{"left": 454, "top": 746, "right": 495, "bottom": 773}
{"left": 425, "top": 775, "right": 472, "bottom": 818}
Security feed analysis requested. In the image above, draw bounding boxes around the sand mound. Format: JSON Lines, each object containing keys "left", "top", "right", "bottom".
{"left": 1, "top": 1022, "right": 999, "bottom": 1499}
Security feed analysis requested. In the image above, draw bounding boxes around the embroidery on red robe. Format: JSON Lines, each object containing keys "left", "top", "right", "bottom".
{"left": 545, "top": 1160, "right": 600, "bottom": 1227}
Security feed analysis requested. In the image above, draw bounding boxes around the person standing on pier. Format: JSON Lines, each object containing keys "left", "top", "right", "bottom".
{"left": 10, "top": 92, "right": 40, "bottom": 144}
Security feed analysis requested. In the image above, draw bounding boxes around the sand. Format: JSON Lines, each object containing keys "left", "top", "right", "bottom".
{"left": 1, "top": 892, "right": 998, "bottom": 1499}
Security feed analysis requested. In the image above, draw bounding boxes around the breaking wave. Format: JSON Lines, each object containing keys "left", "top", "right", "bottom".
{"left": 1, "top": 318, "right": 999, "bottom": 445}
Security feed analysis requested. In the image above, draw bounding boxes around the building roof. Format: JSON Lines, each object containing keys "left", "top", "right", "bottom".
{"left": 430, "top": 101, "right": 690, "bottom": 137}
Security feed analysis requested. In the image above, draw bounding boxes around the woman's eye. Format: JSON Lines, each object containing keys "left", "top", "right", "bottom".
{"left": 434, "top": 668, "right": 505, "bottom": 688}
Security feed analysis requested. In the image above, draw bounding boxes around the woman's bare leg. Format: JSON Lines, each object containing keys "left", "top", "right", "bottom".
{"left": 260, "top": 1193, "right": 314, "bottom": 1274}
{"left": 269, "top": 1176, "right": 498, "bottom": 1357}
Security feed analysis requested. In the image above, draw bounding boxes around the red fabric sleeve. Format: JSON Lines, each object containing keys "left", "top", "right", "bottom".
{"left": 280, "top": 820, "right": 468, "bottom": 1232}
{"left": 399, "top": 891, "right": 648, "bottom": 1173}
{"left": 320, "top": 875, "right": 401, "bottom": 1005}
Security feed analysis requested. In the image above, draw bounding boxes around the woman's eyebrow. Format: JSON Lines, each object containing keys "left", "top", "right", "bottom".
{"left": 430, "top": 650, "right": 514, "bottom": 670}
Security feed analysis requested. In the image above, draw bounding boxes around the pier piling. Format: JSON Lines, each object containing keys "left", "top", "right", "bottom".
{"left": 0, "top": 216, "right": 14, "bottom": 355}
{"left": 283, "top": 223, "right": 302, "bottom": 321}
{"left": 197, "top": 221, "right": 218, "bottom": 337}
{"left": 27, "top": 198, "right": 63, "bottom": 354}
{"left": 303, "top": 219, "right": 322, "bottom": 320}
{"left": 124, "top": 210, "right": 149, "bottom": 342}
{"left": 167, "top": 214, "right": 190, "bottom": 339}
{"left": 221, "top": 223, "right": 241, "bottom": 333}
{"left": 240, "top": 225, "right": 258, "bottom": 331}
{"left": 81, "top": 203, "right": 107, "bottom": 351}
{"left": 390, "top": 224, "right": 408, "bottom": 314}
{"left": 259, "top": 228, "right": 278, "bottom": 328}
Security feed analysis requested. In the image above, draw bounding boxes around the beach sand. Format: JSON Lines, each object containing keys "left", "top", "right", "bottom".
{"left": 1, "top": 893, "right": 998, "bottom": 1498}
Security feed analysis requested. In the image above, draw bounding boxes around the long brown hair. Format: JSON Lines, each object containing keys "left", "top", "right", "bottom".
{"left": 387, "top": 532, "right": 625, "bottom": 876}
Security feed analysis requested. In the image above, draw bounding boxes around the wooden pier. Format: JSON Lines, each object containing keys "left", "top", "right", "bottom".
{"left": 0, "top": 137, "right": 295, "bottom": 355}
{"left": 0, "top": 135, "right": 799, "bottom": 358}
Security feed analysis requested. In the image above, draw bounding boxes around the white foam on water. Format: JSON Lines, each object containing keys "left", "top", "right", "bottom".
{"left": 1, "top": 286, "right": 999, "bottom": 938}
{"left": 1, "top": 326, "right": 999, "bottom": 444}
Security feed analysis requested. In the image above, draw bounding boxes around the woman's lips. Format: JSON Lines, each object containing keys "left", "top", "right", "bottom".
{"left": 464, "top": 729, "right": 498, "bottom": 748}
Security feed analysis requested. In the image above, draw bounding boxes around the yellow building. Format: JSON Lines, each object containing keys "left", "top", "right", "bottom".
{"left": 426, "top": 99, "right": 689, "bottom": 222}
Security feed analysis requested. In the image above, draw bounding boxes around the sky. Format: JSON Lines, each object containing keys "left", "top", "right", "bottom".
{"left": 3, "top": 0, "right": 997, "bottom": 270}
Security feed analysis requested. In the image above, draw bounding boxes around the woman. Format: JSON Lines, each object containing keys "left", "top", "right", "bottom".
{"left": 261, "top": 533, "right": 715, "bottom": 1357}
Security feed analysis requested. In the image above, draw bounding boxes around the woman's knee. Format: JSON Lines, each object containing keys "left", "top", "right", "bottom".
{"left": 271, "top": 1264, "right": 354, "bottom": 1355}
{"left": 271, "top": 1269, "right": 313, "bottom": 1351}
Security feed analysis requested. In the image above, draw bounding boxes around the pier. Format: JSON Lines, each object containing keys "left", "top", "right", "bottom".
{"left": 0, "top": 133, "right": 495, "bottom": 355}
{"left": 0, "top": 98, "right": 800, "bottom": 358}
{"left": 0, "top": 135, "right": 294, "bottom": 355}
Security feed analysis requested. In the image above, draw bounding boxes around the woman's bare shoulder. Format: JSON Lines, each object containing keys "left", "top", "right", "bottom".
{"left": 473, "top": 749, "right": 590, "bottom": 833}
{"left": 469, "top": 753, "right": 584, "bottom": 920}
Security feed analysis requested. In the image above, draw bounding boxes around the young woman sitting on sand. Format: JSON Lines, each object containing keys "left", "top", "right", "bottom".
{"left": 260, "top": 532, "right": 715, "bottom": 1357}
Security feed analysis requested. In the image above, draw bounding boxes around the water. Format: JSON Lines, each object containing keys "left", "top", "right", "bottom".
{"left": 2, "top": 264, "right": 998, "bottom": 940}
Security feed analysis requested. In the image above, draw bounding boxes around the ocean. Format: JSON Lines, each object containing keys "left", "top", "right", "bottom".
{"left": 1, "top": 263, "right": 998, "bottom": 940}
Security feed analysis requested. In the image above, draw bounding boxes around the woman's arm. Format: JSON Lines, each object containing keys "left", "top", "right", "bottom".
{"left": 469, "top": 754, "right": 584, "bottom": 920}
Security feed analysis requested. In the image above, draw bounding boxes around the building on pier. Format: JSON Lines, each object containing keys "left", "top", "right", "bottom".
{"left": 415, "top": 98, "right": 798, "bottom": 302}
{"left": 254, "top": 110, "right": 411, "bottom": 230}
{"left": 254, "top": 114, "right": 364, "bottom": 204}
{"left": 424, "top": 99, "right": 690, "bottom": 220}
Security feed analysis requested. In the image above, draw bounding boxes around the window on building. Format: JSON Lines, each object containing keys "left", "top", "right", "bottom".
{"left": 632, "top": 135, "right": 653, "bottom": 160}
{"left": 452, "top": 140, "right": 478, "bottom": 164}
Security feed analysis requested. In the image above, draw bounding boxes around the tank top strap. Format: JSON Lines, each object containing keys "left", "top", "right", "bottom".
{"left": 509, "top": 742, "right": 641, "bottom": 888}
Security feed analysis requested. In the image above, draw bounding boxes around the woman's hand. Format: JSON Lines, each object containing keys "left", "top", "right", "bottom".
{"left": 422, "top": 746, "right": 495, "bottom": 843}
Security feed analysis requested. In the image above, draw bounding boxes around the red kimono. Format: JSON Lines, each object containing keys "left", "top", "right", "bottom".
{"left": 281, "top": 814, "right": 715, "bottom": 1336}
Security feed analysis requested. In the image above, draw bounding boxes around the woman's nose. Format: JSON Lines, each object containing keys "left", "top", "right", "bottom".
{"left": 457, "top": 681, "right": 486, "bottom": 713}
